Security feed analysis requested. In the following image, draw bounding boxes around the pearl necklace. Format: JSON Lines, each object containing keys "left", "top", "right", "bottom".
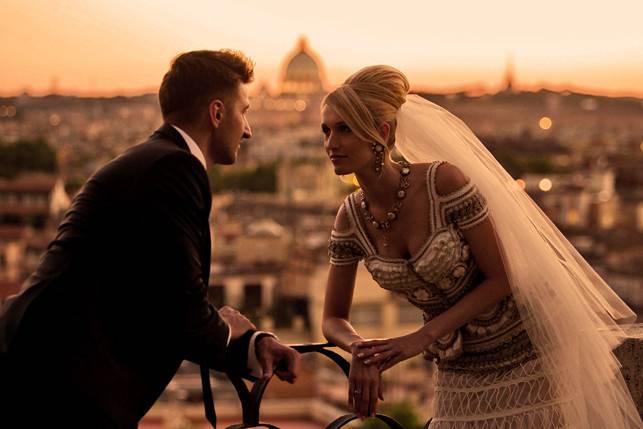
{"left": 359, "top": 161, "right": 411, "bottom": 232}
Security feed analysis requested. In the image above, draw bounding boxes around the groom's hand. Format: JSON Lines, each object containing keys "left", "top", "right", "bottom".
{"left": 218, "top": 306, "right": 256, "bottom": 341}
{"left": 256, "top": 336, "right": 300, "bottom": 383}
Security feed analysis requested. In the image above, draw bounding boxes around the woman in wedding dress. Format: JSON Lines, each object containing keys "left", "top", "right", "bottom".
{"left": 321, "top": 65, "right": 641, "bottom": 428}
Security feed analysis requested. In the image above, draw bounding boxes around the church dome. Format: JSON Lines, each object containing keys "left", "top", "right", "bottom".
{"left": 281, "top": 36, "right": 325, "bottom": 95}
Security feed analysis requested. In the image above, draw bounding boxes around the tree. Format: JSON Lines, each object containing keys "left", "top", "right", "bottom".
{"left": 0, "top": 138, "right": 58, "bottom": 178}
{"left": 356, "top": 401, "right": 425, "bottom": 429}
{"left": 207, "top": 163, "right": 277, "bottom": 193}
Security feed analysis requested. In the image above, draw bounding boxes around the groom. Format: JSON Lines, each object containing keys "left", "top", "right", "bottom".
{"left": 0, "top": 50, "right": 299, "bottom": 428}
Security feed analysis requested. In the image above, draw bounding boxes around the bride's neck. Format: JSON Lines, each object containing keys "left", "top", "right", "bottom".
{"left": 355, "top": 160, "right": 401, "bottom": 207}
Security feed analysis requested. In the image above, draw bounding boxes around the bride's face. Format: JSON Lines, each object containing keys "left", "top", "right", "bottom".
{"left": 321, "top": 105, "right": 373, "bottom": 176}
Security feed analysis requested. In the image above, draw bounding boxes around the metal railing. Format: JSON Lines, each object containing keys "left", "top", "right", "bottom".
{"left": 200, "top": 342, "right": 416, "bottom": 429}
{"left": 199, "top": 329, "right": 643, "bottom": 427}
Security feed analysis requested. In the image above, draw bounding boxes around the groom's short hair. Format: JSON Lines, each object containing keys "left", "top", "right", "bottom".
{"left": 159, "top": 49, "right": 254, "bottom": 124}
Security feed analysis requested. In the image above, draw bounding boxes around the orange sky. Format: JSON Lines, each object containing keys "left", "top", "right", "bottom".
{"left": 1, "top": 0, "right": 642, "bottom": 97}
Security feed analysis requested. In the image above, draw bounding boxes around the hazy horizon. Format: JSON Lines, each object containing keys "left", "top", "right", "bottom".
{"left": 2, "top": 0, "right": 642, "bottom": 98}
{"left": 3, "top": 80, "right": 643, "bottom": 100}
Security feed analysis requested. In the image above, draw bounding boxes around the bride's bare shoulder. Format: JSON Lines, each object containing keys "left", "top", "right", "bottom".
{"left": 332, "top": 193, "right": 357, "bottom": 232}
{"left": 434, "top": 162, "right": 470, "bottom": 196}
{"left": 407, "top": 162, "right": 432, "bottom": 178}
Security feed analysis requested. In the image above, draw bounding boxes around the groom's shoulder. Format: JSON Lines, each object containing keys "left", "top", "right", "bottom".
{"left": 119, "top": 132, "right": 198, "bottom": 170}
{"left": 125, "top": 134, "right": 186, "bottom": 163}
{"left": 92, "top": 135, "right": 204, "bottom": 189}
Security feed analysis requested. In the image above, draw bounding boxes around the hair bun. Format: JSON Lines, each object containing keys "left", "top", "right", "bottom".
{"left": 345, "top": 65, "right": 410, "bottom": 111}
{"left": 322, "top": 65, "right": 411, "bottom": 148}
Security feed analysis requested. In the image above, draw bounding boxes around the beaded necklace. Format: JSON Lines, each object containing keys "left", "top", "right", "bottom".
{"left": 359, "top": 161, "right": 411, "bottom": 237}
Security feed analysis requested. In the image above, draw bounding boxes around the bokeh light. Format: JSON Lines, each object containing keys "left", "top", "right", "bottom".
{"left": 538, "top": 178, "right": 553, "bottom": 192}
{"left": 539, "top": 116, "right": 552, "bottom": 130}
{"left": 49, "top": 114, "right": 61, "bottom": 126}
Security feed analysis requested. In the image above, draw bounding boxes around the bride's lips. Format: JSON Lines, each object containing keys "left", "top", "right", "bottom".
{"left": 330, "top": 155, "right": 347, "bottom": 163}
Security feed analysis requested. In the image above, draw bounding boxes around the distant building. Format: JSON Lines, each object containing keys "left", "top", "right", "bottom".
{"left": 277, "top": 159, "right": 345, "bottom": 205}
{"left": 501, "top": 55, "right": 517, "bottom": 94}
{"left": 523, "top": 167, "right": 618, "bottom": 230}
{"left": 0, "top": 173, "right": 69, "bottom": 301}
{"left": 279, "top": 36, "right": 326, "bottom": 96}
{"left": 0, "top": 225, "right": 30, "bottom": 301}
{"left": 248, "top": 36, "right": 327, "bottom": 130}
{"left": 0, "top": 173, "right": 70, "bottom": 229}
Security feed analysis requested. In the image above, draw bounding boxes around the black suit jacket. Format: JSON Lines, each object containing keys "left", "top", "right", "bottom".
{"left": 0, "top": 124, "right": 250, "bottom": 428}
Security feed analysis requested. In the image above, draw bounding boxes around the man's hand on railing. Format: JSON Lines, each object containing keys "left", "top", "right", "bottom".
{"left": 256, "top": 336, "right": 301, "bottom": 383}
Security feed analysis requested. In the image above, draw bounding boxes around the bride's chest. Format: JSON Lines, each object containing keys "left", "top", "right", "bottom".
{"left": 365, "top": 226, "right": 472, "bottom": 291}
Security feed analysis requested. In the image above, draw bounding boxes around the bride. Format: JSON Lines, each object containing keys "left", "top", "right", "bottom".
{"left": 320, "top": 65, "right": 640, "bottom": 428}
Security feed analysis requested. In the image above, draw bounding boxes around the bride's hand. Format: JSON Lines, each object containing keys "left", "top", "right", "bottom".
{"left": 349, "top": 342, "right": 384, "bottom": 419}
{"left": 354, "top": 330, "right": 431, "bottom": 372}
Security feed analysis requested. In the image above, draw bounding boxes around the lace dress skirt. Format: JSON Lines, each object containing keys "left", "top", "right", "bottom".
{"left": 429, "top": 357, "right": 572, "bottom": 429}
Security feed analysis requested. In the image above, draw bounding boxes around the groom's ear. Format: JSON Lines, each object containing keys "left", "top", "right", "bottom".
{"left": 208, "top": 99, "right": 225, "bottom": 127}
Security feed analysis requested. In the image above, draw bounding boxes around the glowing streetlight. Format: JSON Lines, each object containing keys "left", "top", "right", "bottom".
{"left": 539, "top": 116, "right": 552, "bottom": 130}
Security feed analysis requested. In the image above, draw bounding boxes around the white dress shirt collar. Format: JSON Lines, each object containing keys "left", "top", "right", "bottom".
{"left": 171, "top": 125, "right": 207, "bottom": 170}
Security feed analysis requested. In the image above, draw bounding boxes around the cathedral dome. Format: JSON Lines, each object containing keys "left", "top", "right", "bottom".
{"left": 280, "top": 36, "right": 325, "bottom": 95}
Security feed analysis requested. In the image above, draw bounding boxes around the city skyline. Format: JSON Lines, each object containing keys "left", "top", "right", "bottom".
{"left": 2, "top": 0, "right": 643, "bottom": 97}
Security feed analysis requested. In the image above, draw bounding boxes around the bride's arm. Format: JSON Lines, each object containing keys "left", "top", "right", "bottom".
{"left": 322, "top": 203, "right": 363, "bottom": 353}
{"left": 323, "top": 204, "right": 383, "bottom": 418}
{"left": 322, "top": 262, "right": 363, "bottom": 353}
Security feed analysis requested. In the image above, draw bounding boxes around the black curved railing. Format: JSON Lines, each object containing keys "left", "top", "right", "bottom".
{"left": 199, "top": 334, "right": 643, "bottom": 428}
{"left": 200, "top": 342, "right": 423, "bottom": 429}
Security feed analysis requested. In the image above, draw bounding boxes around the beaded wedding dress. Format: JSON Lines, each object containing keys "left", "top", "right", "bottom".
{"left": 330, "top": 161, "right": 570, "bottom": 428}
{"left": 328, "top": 94, "right": 641, "bottom": 428}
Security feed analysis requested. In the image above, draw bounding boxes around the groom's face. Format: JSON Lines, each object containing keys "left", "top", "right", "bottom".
{"left": 209, "top": 83, "right": 252, "bottom": 165}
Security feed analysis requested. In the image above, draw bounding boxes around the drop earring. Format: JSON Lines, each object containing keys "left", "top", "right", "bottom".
{"left": 372, "top": 142, "right": 385, "bottom": 175}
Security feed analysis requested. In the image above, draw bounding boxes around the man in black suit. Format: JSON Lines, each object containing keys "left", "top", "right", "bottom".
{"left": 0, "top": 50, "right": 300, "bottom": 428}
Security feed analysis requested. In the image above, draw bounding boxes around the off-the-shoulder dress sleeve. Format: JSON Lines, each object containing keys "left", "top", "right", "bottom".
{"left": 328, "top": 197, "right": 366, "bottom": 266}
{"left": 328, "top": 229, "right": 366, "bottom": 266}
{"left": 443, "top": 181, "right": 489, "bottom": 230}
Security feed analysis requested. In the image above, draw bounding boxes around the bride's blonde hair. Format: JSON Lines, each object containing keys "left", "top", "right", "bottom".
{"left": 322, "top": 65, "right": 410, "bottom": 149}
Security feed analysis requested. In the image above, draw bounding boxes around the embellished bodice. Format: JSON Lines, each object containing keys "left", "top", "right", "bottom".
{"left": 365, "top": 225, "right": 480, "bottom": 319}
{"left": 328, "top": 161, "right": 536, "bottom": 372}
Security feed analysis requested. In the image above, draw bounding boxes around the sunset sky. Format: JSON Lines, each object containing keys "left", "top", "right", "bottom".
{"left": 1, "top": 0, "right": 642, "bottom": 97}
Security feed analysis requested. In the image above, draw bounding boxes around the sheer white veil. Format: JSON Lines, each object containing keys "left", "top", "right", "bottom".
{"left": 395, "top": 94, "right": 641, "bottom": 428}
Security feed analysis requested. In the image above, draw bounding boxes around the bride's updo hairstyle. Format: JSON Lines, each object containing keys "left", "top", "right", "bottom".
{"left": 322, "top": 65, "right": 410, "bottom": 149}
